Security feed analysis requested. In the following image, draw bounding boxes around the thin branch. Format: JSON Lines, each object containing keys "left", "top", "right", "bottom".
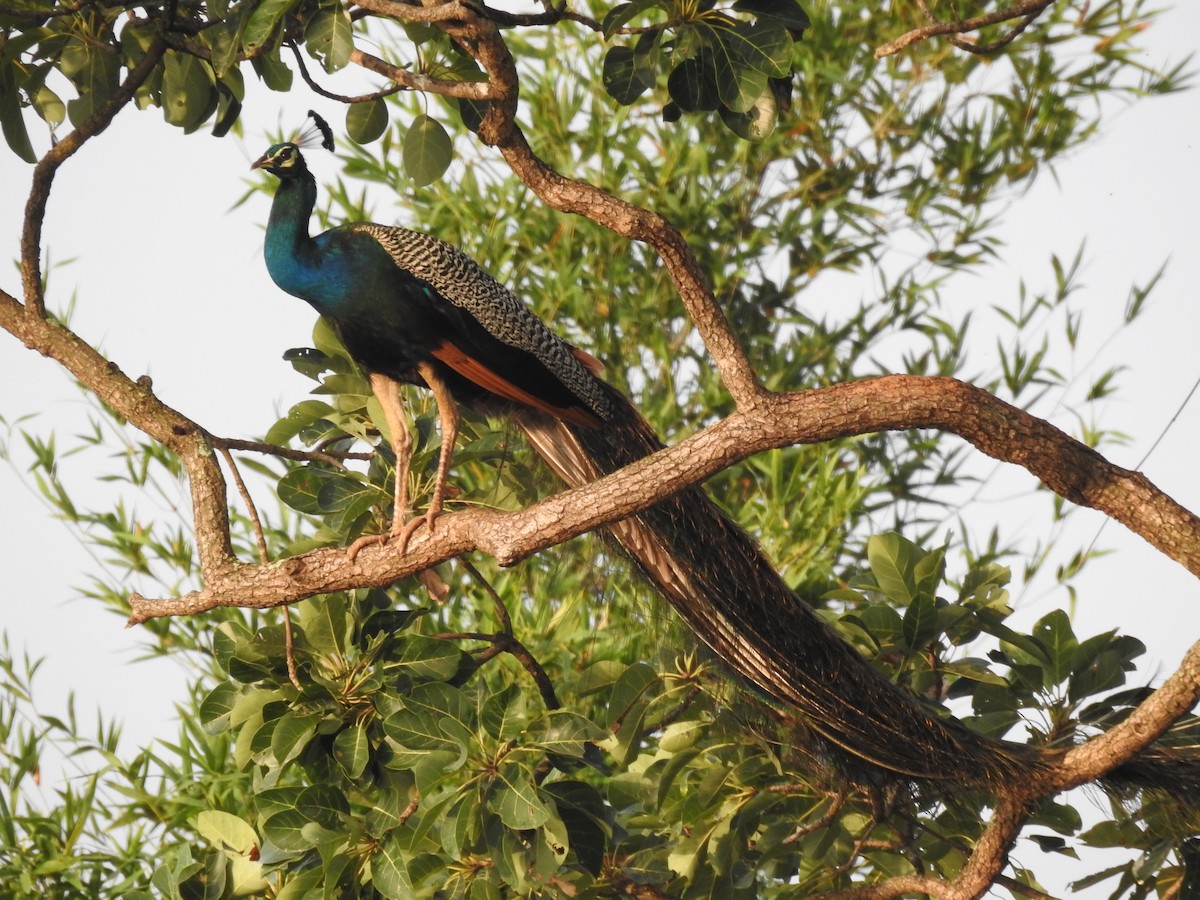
{"left": 219, "top": 445, "right": 301, "bottom": 689}
{"left": 782, "top": 790, "right": 846, "bottom": 844}
{"left": 21, "top": 25, "right": 170, "bottom": 315}
{"left": 875, "top": 0, "right": 1055, "bottom": 58}
{"left": 460, "top": 557, "right": 561, "bottom": 709}
{"left": 350, "top": 48, "right": 497, "bottom": 100}
{"left": 289, "top": 42, "right": 406, "bottom": 104}
{"left": 218, "top": 446, "right": 269, "bottom": 563}
{"left": 212, "top": 436, "right": 372, "bottom": 467}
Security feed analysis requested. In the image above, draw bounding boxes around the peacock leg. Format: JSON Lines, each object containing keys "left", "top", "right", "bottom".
{"left": 385, "top": 361, "right": 459, "bottom": 552}
{"left": 416, "top": 360, "right": 459, "bottom": 530}
{"left": 348, "top": 373, "right": 413, "bottom": 560}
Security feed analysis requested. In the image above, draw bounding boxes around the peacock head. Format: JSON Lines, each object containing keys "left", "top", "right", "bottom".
{"left": 251, "top": 142, "right": 307, "bottom": 179}
{"left": 251, "top": 110, "right": 334, "bottom": 179}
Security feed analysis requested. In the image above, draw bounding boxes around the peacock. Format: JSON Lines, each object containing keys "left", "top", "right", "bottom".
{"left": 250, "top": 114, "right": 1191, "bottom": 793}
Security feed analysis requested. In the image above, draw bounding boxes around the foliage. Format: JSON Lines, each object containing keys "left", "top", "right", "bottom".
{"left": 1, "top": 0, "right": 1198, "bottom": 896}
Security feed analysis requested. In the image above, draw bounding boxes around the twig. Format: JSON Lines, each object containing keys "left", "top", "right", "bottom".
{"left": 875, "top": 0, "right": 1054, "bottom": 58}
{"left": 781, "top": 790, "right": 846, "bottom": 844}
{"left": 350, "top": 48, "right": 496, "bottom": 101}
{"left": 460, "top": 558, "right": 561, "bottom": 709}
{"left": 219, "top": 445, "right": 301, "bottom": 690}
{"left": 218, "top": 446, "right": 269, "bottom": 563}
{"left": 289, "top": 42, "right": 407, "bottom": 104}
{"left": 212, "top": 435, "right": 371, "bottom": 467}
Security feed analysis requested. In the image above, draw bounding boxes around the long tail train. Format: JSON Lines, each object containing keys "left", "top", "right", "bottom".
{"left": 514, "top": 382, "right": 1045, "bottom": 788}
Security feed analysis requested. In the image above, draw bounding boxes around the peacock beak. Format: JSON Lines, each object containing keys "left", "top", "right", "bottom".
{"left": 250, "top": 154, "right": 270, "bottom": 170}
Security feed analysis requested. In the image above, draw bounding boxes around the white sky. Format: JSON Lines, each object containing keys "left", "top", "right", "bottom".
{"left": 0, "top": 6, "right": 1198, "bottom": 896}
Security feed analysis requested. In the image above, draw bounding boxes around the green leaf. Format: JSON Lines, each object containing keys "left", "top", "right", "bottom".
{"left": 334, "top": 723, "right": 370, "bottom": 779}
{"left": 347, "top": 98, "right": 389, "bottom": 144}
{"left": 601, "top": 0, "right": 661, "bottom": 38}
{"left": 199, "top": 682, "right": 240, "bottom": 734}
{"left": 667, "top": 55, "right": 720, "bottom": 113}
{"left": 30, "top": 84, "right": 65, "bottom": 128}
{"left": 372, "top": 830, "right": 414, "bottom": 898}
{"left": 195, "top": 811, "right": 258, "bottom": 854}
{"left": 843, "top": 603, "right": 904, "bottom": 650}
{"left": 60, "top": 39, "right": 121, "bottom": 128}
{"left": 1032, "top": 609, "right": 1077, "bottom": 686}
{"left": 262, "top": 808, "right": 316, "bottom": 851}
{"left": 1027, "top": 834, "right": 1078, "bottom": 857}
{"left": 605, "top": 661, "right": 659, "bottom": 728}
{"left": 525, "top": 710, "right": 606, "bottom": 759}
{"left": 489, "top": 764, "right": 551, "bottom": 829}
{"left": 603, "top": 46, "right": 653, "bottom": 105}
{"left": 277, "top": 466, "right": 327, "bottom": 514}
{"left": 265, "top": 398, "right": 336, "bottom": 445}
{"left": 271, "top": 710, "right": 319, "bottom": 765}
{"left": 297, "top": 784, "right": 350, "bottom": 829}
{"left": 298, "top": 593, "right": 349, "bottom": 656}
{"left": 243, "top": 0, "right": 297, "bottom": 52}
{"left": 480, "top": 682, "right": 524, "bottom": 741}
{"left": 733, "top": 0, "right": 810, "bottom": 33}
{"left": 942, "top": 657, "right": 1007, "bottom": 686}
{"left": 867, "top": 532, "right": 917, "bottom": 604}
{"left": 0, "top": 63, "right": 37, "bottom": 162}
{"left": 274, "top": 867, "right": 323, "bottom": 900}
{"left": 394, "top": 636, "right": 463, "bottom": 683}
{"left": 403, "top": 115, "right": 453, "bottom": 186}
{"left": 250, "top": 51, "right": 294, "bottom": 91}
{"left": 212, "top": 79, "right": 242, "bottom": 137}
{"left": 306, "top": 6, "right": 354, "bottom": 74}
{"left": 545, "top": 782, "right": 608, "bottom": 875}
{"left": 318, "top": 474, "right": 382, "bottom": 528}
{"left": 902, "top": 594, "right": 938, "bottom": 650}
{"left": 713, "top": 54, "right": 768, "bottom": 114}
{"left": 162, "top": 51, "right": 216, "bottom": 132}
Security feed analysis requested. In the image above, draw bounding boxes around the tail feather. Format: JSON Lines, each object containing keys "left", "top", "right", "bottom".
{"left": 514, "top": 384, "right": 1044, "bottom": 787}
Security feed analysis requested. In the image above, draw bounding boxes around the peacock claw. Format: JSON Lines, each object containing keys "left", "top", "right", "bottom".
{"left": 346, "top": 505, "right": 444, "bottom": 562}
{"left": 346, "top": 530, "right": 389, "bottom": 562}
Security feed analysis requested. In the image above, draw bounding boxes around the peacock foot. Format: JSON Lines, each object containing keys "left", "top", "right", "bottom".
{"left": 346, "top": 507, "right": 442, "bottom": 562}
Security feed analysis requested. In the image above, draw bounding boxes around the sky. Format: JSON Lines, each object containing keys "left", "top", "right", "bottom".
{"left": 0, "top": 5, "right": 1198, "bottom": 896}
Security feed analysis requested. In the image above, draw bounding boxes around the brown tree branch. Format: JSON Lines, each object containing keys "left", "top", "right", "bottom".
{"left": 211, "top": 435, "right": 372, "bottom": 467}
{"left": 875, "top": 0, "right": 1055, "bottom": 59}
{"left": 0, "top": 288, "right": 235, "bottom": 580}
{"left": 1056, "top": 639, "right": 1200, "bottom": 791}
{"left": 350, "top": 48, "right": 498, "bottom": 100}
{"left": 21, "top": 30, "right": 170, "bottom": 316}
{"left": 118, "top": 375, "right": 1200, "bottom": 618}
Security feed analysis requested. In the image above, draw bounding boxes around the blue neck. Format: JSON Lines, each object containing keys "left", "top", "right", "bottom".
{"left": 263, "top": 171, "right": 339, "bottom": 314}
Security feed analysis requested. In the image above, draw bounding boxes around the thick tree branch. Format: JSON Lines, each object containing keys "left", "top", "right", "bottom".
{"left": 1056, "top": 639, "right": 1200, "bottom": 790}
{"left": 121, "top": 375, "right": 1200, "bottom": 615}
{"left": 0, "top": 287, "right": 235, "bottom": 579}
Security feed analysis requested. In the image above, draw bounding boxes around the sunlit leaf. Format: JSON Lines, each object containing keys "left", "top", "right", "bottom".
{"left": 403, "top": 114, "right": 452, "bottom": 186}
